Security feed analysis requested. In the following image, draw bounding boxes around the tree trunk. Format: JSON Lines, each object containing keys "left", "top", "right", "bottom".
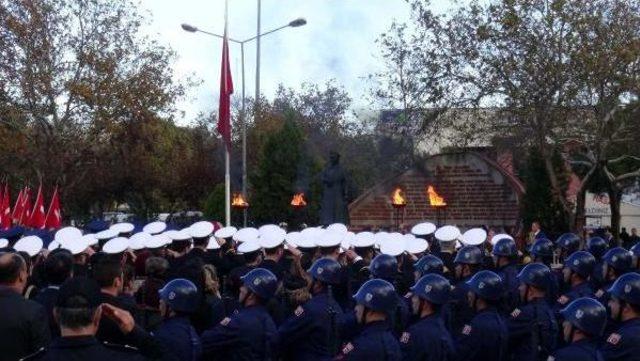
{"left": 574, "top": 187, "right": 586, "bottom": 237}
{"left": 607, "top": 187, "right": 622, "bottom": 242}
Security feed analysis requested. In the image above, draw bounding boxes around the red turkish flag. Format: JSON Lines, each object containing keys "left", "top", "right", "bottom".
{"left": 29, "top": 184, "right": 46, "bottom": 229}
{"left": 19, "top": 187, "right": 32, "bottom": 226}
{"left": 0, "top": 184, "right": 10, "bottom": 230}
{"left": 11, "top": 187, "right": 24, "bottom": 224}
{"left": 45, "top": 186, "right": 61, "bottom": 229}
{"left": 217, "top": 24, "right": 234, "bottom": 151}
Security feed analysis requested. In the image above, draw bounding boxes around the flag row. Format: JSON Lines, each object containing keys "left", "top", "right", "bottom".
{"left": 0, "top": 184, "right": 61, "bottom": 230}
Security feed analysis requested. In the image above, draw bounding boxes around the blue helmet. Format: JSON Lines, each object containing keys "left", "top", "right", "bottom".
{"left": 603, "top": 247, "right": 633, "bottom": 274}
{"left": 559, "top": 297, "right": 607, "bottom": 337}
{"left": 564, "top": 251, "right": 596, "bottom": 278}
{"left": 411, "top": 274, "right": 451, "bottom": 305}
{"left": 607, "top": 272, "right": 640, "bottom": 306}
{"left": 369, "top": 254, "right": 398, "bottom": 280}
{"left": 158, "top": 278, "right": 199, "bottom": 313}
{"left": 353, "top": 278, "right": 398, "bottom": 313}
{"left": 454, "top": 246, "right": 483, "bottom": 265}
{"left": 414, "top": 255, "right": 444, "bottom": 277}
{"left": 586, "top": 237, "right": 608, "bottom": 259}
{"left": 557, "top": 233, "right": 581, "bottom": 253}
{"left": 465, "top": 270, "right": 504, "bottom": 301}
{"left": 630, "top": 243, "right": 640, "bottom": 258}
{"left": 517, "top": 263, "right": 551, "bottom": 290}
{"left": 241, "top": 268, "right": 278, "bottom": 300}
{"left": 492, "top": 238, "right": 518, "bottom": 257}
{"left": 529, "top": 238, "right": 554, "bottom": 259}
{"left": 308, "top": 257, "right": 342, "bottom": 285}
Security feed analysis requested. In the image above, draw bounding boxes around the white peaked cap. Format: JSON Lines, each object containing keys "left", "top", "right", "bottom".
{"left": 83, "top": 234, "right": 98, "bottom": 247}
{"left": 143, "top": 221, "right": 167, "bottom": 235}
{"left": 411, "top": 222, "right": 437, "bottom": 236}
{"left": 110, "top": 222, "right": 134, "bottom": 234}
{"left": 207, "top": 236, "right": 221, "bottom": 250}
{"left": 214, "top": 226, "right": 237, "bottom": 239}
{"left": 260, "top": 229, "right": 286, "bottom": 249}
{"left": 95, "top": 229, "right": 118, "bottom": 241}
{"left": 62, "top": 236, "right": 90, "bottom": 255}
{"left": 327, "top": 223, "right": 348, "bottom": 235}
{"left": 315, "top": 231, "right": 344, "bottom": 248}
{"left": 0, "top": 238, "right": 8, "bottom": 248}
{"left": 259, "top": 224, "right": 282, "bottom": 236}
{"left": 189, "top": 221, "right": 215, "bottom": 238}
{"left": 342, "top": 232, "right": 356, "bottom": 249}
{"left": 47, "top": 240, "right": 61, "bottom": 251}
{"left": 491, "top": 233, "right": 514, "bottom": 246}
{"left": 352, "top": 232, "right": 376, "bottom": 248}
{"left": 233, "top": 228, "right": 259, "bottom": 242}
{"left": 14, "top": 236, "right": 43, "bottom": 257}
{"left": 285, "top": 231, "right": 301, "bottom": 246}
{"left": 434, "top": 225, "right": 461, "bottom": 242}
{"left": 374, "top": 232, "right": 390, "bottom": 247}
{"left": 145, "top": 234, "right": 169, "bottom": 249}
{"left": 292, "top": 230, "right": 317, "bottom": 248}
{"left": 462, "top": 228, "right": 487, "bottom": 246}
{"left": 237, "top": 239, "right": 261, "bottom": 254}
{"left": 102, "top": 237, "right": 129, "bottom": 254}
{"left": 380, "top": 236, "right": 406, "bottom": 257}
{"left": 405, "top": 235, "right": 429, "bottom": 254}
{"left": 55, "top": 227, "right": 83, "bottom": 243}
{"left": 165, "top": 230, "right": 191, "bottom": 242}
{"left": 128, "top": 232, "right": 151, "bottom": 251}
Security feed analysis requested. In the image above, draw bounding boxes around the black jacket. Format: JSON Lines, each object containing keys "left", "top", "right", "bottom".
{"left": 0, "top": 286, "right": 51, "bottom": 361}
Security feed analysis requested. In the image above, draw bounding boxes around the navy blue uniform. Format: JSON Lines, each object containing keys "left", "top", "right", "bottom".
{"left": 455, "top": 307, "right": 508, "bottom": 361}
{"left": 201, "top": 305, "right": 277, "bottom": 360}
{"left": 400, "top": 312, "right": 455, "bottom": 361}
{"left": 153, "top": 316, "right": 202, "bottom": 361}
{"left": 590, "top": 261, "right": 606, "bottom": 291}
{"left": 335, "top": 321, "right": 401, "bottom": 361}
{"left": 601, "top": 318, "right": 640, "bottom": 361}
{"left": 507, "top": 298, "right": 558, "bottom": 361}
{"left": 277, "top": 291, "right": 343, "bottom": 360}
{"left": 33, "top": 286, "right": 61, "bottom": 337}
{"left": 554, "top": 282, "right": 594, "bottom": 313}
{"left": 550, "top": 339, "right": 602, "bottom": 361}
{"left": 497, "top": 263, "right": 520, "bottom": 312}
{"left": 450, "top": 276, "right": 474, "bottom": 334}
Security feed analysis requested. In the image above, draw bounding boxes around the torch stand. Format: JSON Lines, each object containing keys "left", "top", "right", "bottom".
{"left": 392, "top": 204, "right": 406, "bottom": 231}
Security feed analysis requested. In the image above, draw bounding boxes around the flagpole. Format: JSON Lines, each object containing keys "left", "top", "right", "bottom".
{"left": 224, "top": 0, "right": 231, "bottom": 227}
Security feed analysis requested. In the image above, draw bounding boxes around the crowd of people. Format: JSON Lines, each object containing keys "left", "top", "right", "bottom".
{"left": 0, "top": 219, "right": 639, "bottom": 361}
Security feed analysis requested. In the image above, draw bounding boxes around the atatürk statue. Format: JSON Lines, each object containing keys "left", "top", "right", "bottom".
{"left": 319, "top": 151, "right": 350, "bottom": 225}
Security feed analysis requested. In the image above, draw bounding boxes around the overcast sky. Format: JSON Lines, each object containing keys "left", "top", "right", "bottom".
{"left": 140, "top": 0, "right": 453, "bottom": 125}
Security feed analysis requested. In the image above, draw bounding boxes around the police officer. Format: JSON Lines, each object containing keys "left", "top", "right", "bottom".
{"left": 335, "top": 279, "right": 401, "bottom": 360}
{"left": 451, "top": 246, "right": 483, "bottom": 333}
{"left": 630, "top": 243, "right": 640, "bottom": 270}
{"left": 400, "top": 274, "right": 456, "bottom": 361}
{"left": 555, "top": 251, "right": 595, "bottom": 311}
{"left": 597, "top": 248, "right": 633, "bottom": 313}
{"left": 601, "top": 272, "right": 640, "bottom": 360}
{"left": 153, "top": 279, "right": 202, "bottom": 361}
{"left": 413, "top": 254, "right": 445, "bottom": 280}
{"left": 529, "top": 238, "right": 560, "bottom": 304}
{"left": 586, "top": 236, "right": 609, "bottom": 290}
{"left": 22, "top": 277, "right": 172, "bottom": 361}
{"left": 508, "top": 263, "right": 558, "bottom": 361}
{"left": 556, "top": 233, "right": 581, "bottom": 261}
{"left": 455, "top": 270, "right": 508, "bottom": 361}
{"left": 551, "top": 297, "right": 606, "bottom": 361}
{"left": 277, "top": 258, "right": 344, "bottom": 360}
{"left": 368, "top": 254, "right": 410, "bottom": 336}
{"left": 201, "top": 268, "right": 278, "bottom": 360}
{"left": 492, "top": 237, "right": 520, "bottom": 312}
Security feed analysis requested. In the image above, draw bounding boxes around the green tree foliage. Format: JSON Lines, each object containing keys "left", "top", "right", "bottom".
{"left": 203, "top": 183, "right": 225, "bottom": 222}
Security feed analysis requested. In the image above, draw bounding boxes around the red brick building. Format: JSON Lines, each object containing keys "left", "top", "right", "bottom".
{"left": 348, "top": 151, "right": 525, "bottom": 231}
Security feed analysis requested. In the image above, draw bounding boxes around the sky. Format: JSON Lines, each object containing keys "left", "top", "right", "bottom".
{"left": 140, "top": 0, "right": 453, "bottom": 125}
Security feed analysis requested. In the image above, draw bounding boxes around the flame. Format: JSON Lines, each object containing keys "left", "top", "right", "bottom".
{"left": 291, "top": 193, "right": 307, "bottom": 207}
{"left": 427, "top": 185, "right": 447, "bottom": 207}
{"left": 391, "top": 188, "right": 407, "bottom": 206}
{"left": 232, "top": 193, "right": 249, "bottom": 208}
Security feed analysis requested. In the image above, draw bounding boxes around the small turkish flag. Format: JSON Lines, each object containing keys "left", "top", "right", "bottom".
{"left": 0, "top": 184, "right": 10, "bottom": 230}
{"left": 45, "top": 186, "right": 62, "bottom": 229}
{"left": 29, "top": 184, "right": 46, "bottom": 229}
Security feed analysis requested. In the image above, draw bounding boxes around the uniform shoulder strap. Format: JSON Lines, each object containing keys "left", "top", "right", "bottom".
{"left": 18, "top": 347, "right": 46, "bottom": 361}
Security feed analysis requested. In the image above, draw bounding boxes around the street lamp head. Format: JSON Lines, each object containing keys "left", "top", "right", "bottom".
{"left": 181, "top": 23, "right": 198, "bottom": 33}
{"left": 288, "top": 18, "right": 307, "bottom": 27}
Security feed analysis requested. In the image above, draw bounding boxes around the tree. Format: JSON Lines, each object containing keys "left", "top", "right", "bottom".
{"left": 375, "top": 0, "right": 640, "bottom": 234}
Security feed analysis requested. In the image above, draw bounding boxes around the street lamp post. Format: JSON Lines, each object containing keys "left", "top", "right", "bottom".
{"left": 182, "top": 16, "right": 306, "bottom": 227}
